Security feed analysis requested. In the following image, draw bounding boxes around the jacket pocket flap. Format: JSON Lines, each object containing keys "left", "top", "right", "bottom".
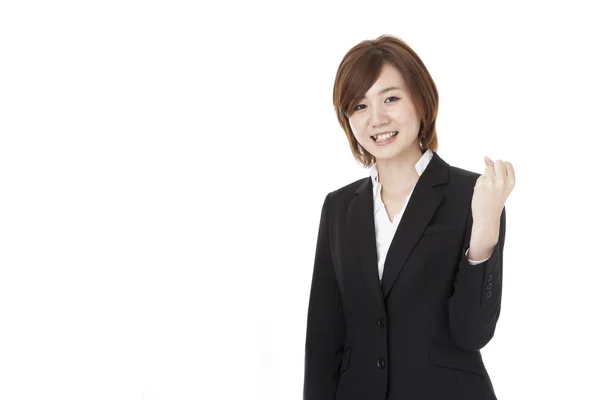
{"left": 423, "top": 220, "right": 458, "bottom": 235}
{"left": 429, "top": 340, "right": 485, "bottom": 377}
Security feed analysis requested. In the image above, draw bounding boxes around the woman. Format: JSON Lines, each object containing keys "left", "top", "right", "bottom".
{"left": 303, "top": 35, "right": 515, "bottom": 400}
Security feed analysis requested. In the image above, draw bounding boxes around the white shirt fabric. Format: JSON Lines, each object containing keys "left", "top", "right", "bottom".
{"left": 370, "top": 149, "right": 489, "bottom": 282}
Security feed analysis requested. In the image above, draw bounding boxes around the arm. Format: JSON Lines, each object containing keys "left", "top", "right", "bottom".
{"left": 303, "top": 193, "right": 346, "bottom": 400}
{"left": 447, "top": 206, "right": 506, "bottom": 352}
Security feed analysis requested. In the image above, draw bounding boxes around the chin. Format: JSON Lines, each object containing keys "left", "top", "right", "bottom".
{"left": 369, "top": 143, "right": 406, "bottom": 157}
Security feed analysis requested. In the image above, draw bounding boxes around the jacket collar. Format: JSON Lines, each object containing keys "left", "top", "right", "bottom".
{"left": 349, "top": 150, "right": 450, "bottom": 309}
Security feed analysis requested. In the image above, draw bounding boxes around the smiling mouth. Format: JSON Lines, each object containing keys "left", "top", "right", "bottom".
{"left": 371, "top": 131, "right": 398, "bottom": 143}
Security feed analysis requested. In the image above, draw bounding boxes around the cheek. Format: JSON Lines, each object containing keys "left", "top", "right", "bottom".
{"left": 348, "top": 120, "right": 367, "bottom": 141}
{"left": 354, "top": 132, "right": 371, "bottom": 146}
{"left": 388, "top": 105, "right": 417, "bottom": 121}
{"left": 353, "top": 127, "right": 365, "bottom": 137}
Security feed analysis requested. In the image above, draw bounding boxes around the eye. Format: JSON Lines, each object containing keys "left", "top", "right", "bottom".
{"left": 353, "top": 97, "right": 399, "bottom": 111}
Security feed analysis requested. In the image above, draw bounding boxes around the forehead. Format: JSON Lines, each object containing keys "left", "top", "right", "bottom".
{"left": 363, "top": 63, "right": 406, "bottom": 97}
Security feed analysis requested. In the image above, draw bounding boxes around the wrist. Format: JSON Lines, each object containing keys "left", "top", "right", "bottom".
{"left": 468, "top": 241, "right": 496, "bottom": 261}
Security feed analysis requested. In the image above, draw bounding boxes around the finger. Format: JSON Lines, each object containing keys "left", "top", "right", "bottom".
{"left": 494, "top": 160, "right": 507, "bottom": 178}
{"left": 484, "top": 156, "right": 495, "bottom": 165}
{"left": 484, "top": 163, "right": 495, "bottom": 180}
{"left": 475, "top": 173, "right": 487, "bottom": 186}
{"left": 506, "top": 161, "right": 516, "bottom": 185}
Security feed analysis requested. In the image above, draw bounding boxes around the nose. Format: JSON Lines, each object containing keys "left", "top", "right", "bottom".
{"left": 370, "top": 104, "right": 390, "bottom": 127}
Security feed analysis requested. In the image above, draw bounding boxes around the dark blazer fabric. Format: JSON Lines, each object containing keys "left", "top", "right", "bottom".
{"left": 303, "top": 152, "right": 506, "bottom": 400}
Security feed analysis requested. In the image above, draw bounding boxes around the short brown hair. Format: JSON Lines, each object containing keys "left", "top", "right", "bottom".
{"left": 332, "top": 34, "right": 439, "bottom": 167}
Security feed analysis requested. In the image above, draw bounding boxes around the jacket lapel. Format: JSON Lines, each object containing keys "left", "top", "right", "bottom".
{"left": 347, "top": 151, "right": 450, "bottom": 307}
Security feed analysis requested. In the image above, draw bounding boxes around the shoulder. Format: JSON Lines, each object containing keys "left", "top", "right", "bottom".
{"left": 314, "top": 178, "right": 366, "bottom": 229}
{"left": 316, "top": 176, "right": 369, "bottom": 214}
{"left": 445, "top": 162, "right": 482, "bottom": 203}
{"left": 325, "top": 176, "right": 368, "bottom": 200}
{"left": 448, "top": 164, "right": 480, "bottom": 186}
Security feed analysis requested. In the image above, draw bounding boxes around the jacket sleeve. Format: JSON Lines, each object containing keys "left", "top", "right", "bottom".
{"left": 303, "top": 193, "right": 347, "bottom": 400}
{"left": 447, "top": 205, "right": 506, "bottom": 352}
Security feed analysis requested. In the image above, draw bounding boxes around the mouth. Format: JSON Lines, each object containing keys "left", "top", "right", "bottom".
{"left": 371, "top": 131, "right": 398, "bottom": 145}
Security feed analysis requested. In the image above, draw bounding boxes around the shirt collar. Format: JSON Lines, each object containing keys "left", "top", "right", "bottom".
{"left": 369, "top": 148, "right": 434, "bottom": 198}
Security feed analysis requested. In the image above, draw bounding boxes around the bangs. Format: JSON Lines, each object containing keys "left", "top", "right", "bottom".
{"left": 339, "top": 51, "right": 387, "bottom": 117}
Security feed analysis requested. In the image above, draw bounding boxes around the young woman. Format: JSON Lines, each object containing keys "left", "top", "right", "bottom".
{"left": 303, "top": 35, "right": 515, "bottom": 400}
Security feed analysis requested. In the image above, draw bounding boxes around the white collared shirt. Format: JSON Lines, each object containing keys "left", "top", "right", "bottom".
{"left": 370, "top": 149, "right": 489, "bottom": 282}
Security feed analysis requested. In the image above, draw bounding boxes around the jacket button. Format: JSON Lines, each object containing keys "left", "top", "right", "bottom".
{"left": 377, "top": 318, "right": 385, "bottom": 329}
{"left": 377, "top": 359, "right": 385, "bottom": 369}
{"left": 488, "top": 274, "right": 493, "bottom": 282}
{"left": 486, "top": 282, "right": 492, "bottom": 290}
{"left": 485, "top": 290, "right": 492, "bottom": 298}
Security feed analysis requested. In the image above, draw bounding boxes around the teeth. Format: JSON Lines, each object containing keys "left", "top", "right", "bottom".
{"left": 373, "top": 131, "right": 397, "bottom": 142}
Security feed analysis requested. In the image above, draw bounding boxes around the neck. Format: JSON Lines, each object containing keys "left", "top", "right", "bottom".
{"left": 375, "top": 145, "right": 424, "bottom": 195}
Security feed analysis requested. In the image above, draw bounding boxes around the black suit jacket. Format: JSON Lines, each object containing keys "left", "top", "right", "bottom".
{"left": 303, "top": 151, "right": 506, "bottom": 400}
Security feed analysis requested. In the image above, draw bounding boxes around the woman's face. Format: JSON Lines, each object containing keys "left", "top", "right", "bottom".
{"left": 348, "top": 63, "right": 422, "bottom": 162}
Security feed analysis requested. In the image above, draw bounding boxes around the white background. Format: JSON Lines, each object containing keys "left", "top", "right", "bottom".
{"left": 1, "top": 1, "right": 598, "bottom": 399}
